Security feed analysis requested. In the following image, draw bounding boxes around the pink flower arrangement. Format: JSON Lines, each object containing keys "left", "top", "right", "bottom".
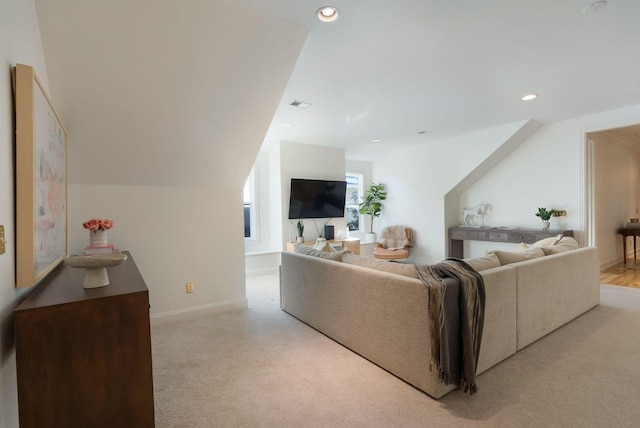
{"left": 82, "top": 218, "right": 114, "bottom": 231}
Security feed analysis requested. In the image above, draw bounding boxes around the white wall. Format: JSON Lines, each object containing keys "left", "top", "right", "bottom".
{"left": 0, "top": 1, "right": 49, "bottom": 425}
{"left": 459, "top": 119, "right": 584, "bottom": 257}
{"left": 374, "top": 106, "right": 640, "bottom": 263}
{"left": 279, "top": 141, "right": 346, "bottom": 246}
{"left": 373, "top": 121, "right": 532, "bottom": 263}
{"left": 2, "top": 1, "right": 307, "bottom": 423}
{"left": 69, "top": 184, "right": 247, "bottom": 317}
{"left": 591, "top": 132, "right": 640, "bottom": 267}
{"left": 460, "top": 106, "right": 640, "bottom": 259}
{"left": 44, "top": 0, "right": 306, "bottom": 321}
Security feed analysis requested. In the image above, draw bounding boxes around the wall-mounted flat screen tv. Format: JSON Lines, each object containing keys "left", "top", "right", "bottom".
{"left": 288, "top": 178, "right": 347, "bottom": 219}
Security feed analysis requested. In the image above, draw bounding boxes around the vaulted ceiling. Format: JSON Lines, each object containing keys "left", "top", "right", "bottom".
{"left": 34, "top": 0, "right": 306, "bottom": 186}
{"left": 34, "top": 0, "right": 640, "bottom": 187}
{"left": 235, "top": 0, "right": 640, "bottom": 159}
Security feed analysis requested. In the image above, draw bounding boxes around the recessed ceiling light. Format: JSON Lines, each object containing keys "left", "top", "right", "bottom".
{"left": 282, "top": 123, "right": 292, "bottom": 127}
{"left": 317, "top": 6, "right": 339, "bottom": 23}
{"left": 583, "top": 1, "right": 607, "bottom": 14}
{"left": 522, "top": 94, "right": 538, "bottom": 101}
{"left": 372, "top": 138, "right": 381, "bottom": 143}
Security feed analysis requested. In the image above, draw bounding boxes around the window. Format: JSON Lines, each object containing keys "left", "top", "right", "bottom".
{"left": 244, "top": 168, "right": 256, "bottom": 239}
{"left": 345, "top": 173, "right": 363, "bottom": 232}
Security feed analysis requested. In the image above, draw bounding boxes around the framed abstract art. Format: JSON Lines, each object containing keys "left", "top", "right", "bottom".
{"left": 15, "top": 64, "right": 68, "bottom": 288}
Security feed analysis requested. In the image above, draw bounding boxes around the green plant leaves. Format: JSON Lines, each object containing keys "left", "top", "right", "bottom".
{"left": 535, "top": 207, "right": 556, "bottom": 221}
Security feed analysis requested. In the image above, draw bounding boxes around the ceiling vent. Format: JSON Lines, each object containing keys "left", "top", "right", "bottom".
{"left": 290, "top": 100, "right": 312, "bottom": 109}
{"left": 583, "top": 1, "right": 607, "bottom": 13}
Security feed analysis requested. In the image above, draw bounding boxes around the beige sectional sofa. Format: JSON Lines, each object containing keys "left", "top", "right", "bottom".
{"left": 279, "top": 243, "right": 600, "bottom": 399}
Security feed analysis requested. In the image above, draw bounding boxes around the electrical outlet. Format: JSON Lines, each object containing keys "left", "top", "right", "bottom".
{"left": 186, "top": 282, "right": 194, "bottom": 294}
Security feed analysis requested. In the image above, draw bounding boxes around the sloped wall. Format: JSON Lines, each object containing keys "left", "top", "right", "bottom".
{"left": 34, "top": 0, "right": 308, "bottom": 319}
{"left": 373, "top": 121, "right": 532, "bottom": 263}
{"left": 461, "top": 105, "right": 640, "bottom": 259}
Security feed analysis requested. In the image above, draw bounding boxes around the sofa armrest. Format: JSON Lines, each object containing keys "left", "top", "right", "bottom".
{"left": 280, "top": 251, "right": 456, "bottom": 398}
{"left": 514, "top": 246, "right": 600, "bottom": 350}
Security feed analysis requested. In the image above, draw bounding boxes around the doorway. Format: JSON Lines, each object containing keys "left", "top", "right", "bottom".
{"left": 585, "top": 122, "right": 640, "bottom": 286}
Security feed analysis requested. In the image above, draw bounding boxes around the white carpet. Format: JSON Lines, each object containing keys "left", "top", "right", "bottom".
{"left": 151, "top": 276, "right": 640, "bottom": 427}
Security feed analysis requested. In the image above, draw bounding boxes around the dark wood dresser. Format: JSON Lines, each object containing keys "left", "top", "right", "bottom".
{"left": 14, "top": 251, "right": 155, "bottom": 428}
{"left": 449, "top": 226, "right": 574, "bottom": 258}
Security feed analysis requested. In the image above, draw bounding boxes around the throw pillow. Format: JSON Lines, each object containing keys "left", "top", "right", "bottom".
{"left": 293, "top": 244, "right": 348, "bottom": 261}
{"left": 542, "top": 245, "right": 572, "bottom": 255}
{"left": 463, "top": 254, "right": 500, "bottom": 271}
{"left": 542, "top": 236, "right": 580, "bottom": 255}
{"left": 555, "top": 236, "right": 580, "bottom": 249}
{"left": 314, "top": 240, "right": 336, "bottom": 252}
{"left": 515, "top": 242, "right": 529, "bottom": 253}
{"left": 342, "top": 253, "right": 419, "bottom": 278}
{"left": 491, "top": 247, "right": 545, "bottom": 265}
{"left": 531, "top": 234, "right": 563, "bottom": 248}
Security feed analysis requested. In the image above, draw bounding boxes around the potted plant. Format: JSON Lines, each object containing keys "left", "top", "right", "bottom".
{"left": 359, "top": 183, "right": 387, "bottom": 242}
{"left": 296, "top": 219, "right": 305, "bottom": 243}
{"left": 535, "top": 207, "right": 556, "bottom": 231}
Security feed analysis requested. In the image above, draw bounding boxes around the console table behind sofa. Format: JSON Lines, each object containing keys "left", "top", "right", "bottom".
{"left": 449, "top": 226, "right": 574, "bottom": 258}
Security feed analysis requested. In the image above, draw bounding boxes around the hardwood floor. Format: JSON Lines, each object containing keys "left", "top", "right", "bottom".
{"left": 600, "top": 261, "right": 640, "bottom": 288}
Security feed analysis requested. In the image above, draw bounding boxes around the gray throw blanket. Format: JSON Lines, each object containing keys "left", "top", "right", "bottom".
{"left": 415, "top": 259, "right": 485, "bottom": 394}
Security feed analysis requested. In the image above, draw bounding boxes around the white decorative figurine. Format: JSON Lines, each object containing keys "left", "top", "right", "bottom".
{"left": 461, "top": 203, "right": 490, "bottom": 227}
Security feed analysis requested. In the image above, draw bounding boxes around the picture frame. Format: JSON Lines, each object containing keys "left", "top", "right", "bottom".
{"left": 15, "top": 64, "right": 68, "bottom": 288}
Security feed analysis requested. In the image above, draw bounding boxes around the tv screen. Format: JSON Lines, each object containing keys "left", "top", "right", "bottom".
{"left": 288, "top": 178, "right": 347, "bottom": 219}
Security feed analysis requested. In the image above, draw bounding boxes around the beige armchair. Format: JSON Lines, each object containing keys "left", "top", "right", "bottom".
{"left": 373, "top": 225, "right": 413, "bottom": 261}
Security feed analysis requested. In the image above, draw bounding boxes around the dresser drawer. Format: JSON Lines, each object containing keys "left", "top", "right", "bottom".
{"left": 468, "top": 231, "right": 487, "bottom": 240}
{"left": 450, "top": 230, "right": 466, "bottom": 239}
{"left": 509, "top": 231, "right": 535, "bottom": 243}
{"left": 489, "top": 231, "right": 509, "bottom": 241}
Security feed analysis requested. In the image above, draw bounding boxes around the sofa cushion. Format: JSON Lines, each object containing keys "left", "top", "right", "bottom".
{"left": 492, "top": 247, "right": 545, "bottom": 265}
{"left": 542, "top": 245, "right": 572, "bottom": 255}
{"left": 463, "top": 254, "right": 500, "bottom": 271}
{"left": 542, "top": 236, "right": 581, "bottom": 255}
{"left": 556, "top": 236, "right": 580, "bottom": 249}
{"left": 514, "top": 234, "right": 563, "bottom": 253}
{"left": 314, "top": 240, "right": 336, "bottom": 252}
{"left": 342, "top": 253, "right": 419, "bottom": 278}
{"left": 531, "top": 234, "right": 563, "bottom": 248}
{"left": 294, "top": 244, "right": 348, "bottom": 261}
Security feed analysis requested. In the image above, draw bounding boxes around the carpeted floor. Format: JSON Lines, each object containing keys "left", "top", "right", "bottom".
{"left": 151, "top": 274, "right": 640, "bottom": 427}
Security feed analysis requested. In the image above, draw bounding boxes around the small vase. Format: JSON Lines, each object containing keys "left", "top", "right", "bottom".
{"left": 541, "top": 221, "right": 550, "bottom": 231}
{"left": 296, "top": 236, "right": 304, "bottom": 244}
{"left": 89, "top": 229, "right": 108, "bottom": 247}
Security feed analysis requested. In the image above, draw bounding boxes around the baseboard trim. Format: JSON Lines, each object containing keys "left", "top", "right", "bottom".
{"left": 246, "top": 267, "right": 279, "bottom": 277}
{"left": 150, "top": 299, "right": 248, "bottom": 326}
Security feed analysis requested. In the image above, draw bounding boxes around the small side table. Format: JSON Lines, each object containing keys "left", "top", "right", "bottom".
{"left": 618, "top": 227, "right": 640, "bottom": 266}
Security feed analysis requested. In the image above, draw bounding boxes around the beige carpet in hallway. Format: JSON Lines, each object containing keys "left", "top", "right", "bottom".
{"left": 151, "top": 274, "right": 640, "bottom": 427}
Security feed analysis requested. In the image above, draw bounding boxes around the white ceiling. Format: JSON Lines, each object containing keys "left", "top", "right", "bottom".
{"left": 232, "top": 0, "right": 640, "bottom": 160}
{"left": 33, "top": 0, "right": 640, "bottom": 186}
